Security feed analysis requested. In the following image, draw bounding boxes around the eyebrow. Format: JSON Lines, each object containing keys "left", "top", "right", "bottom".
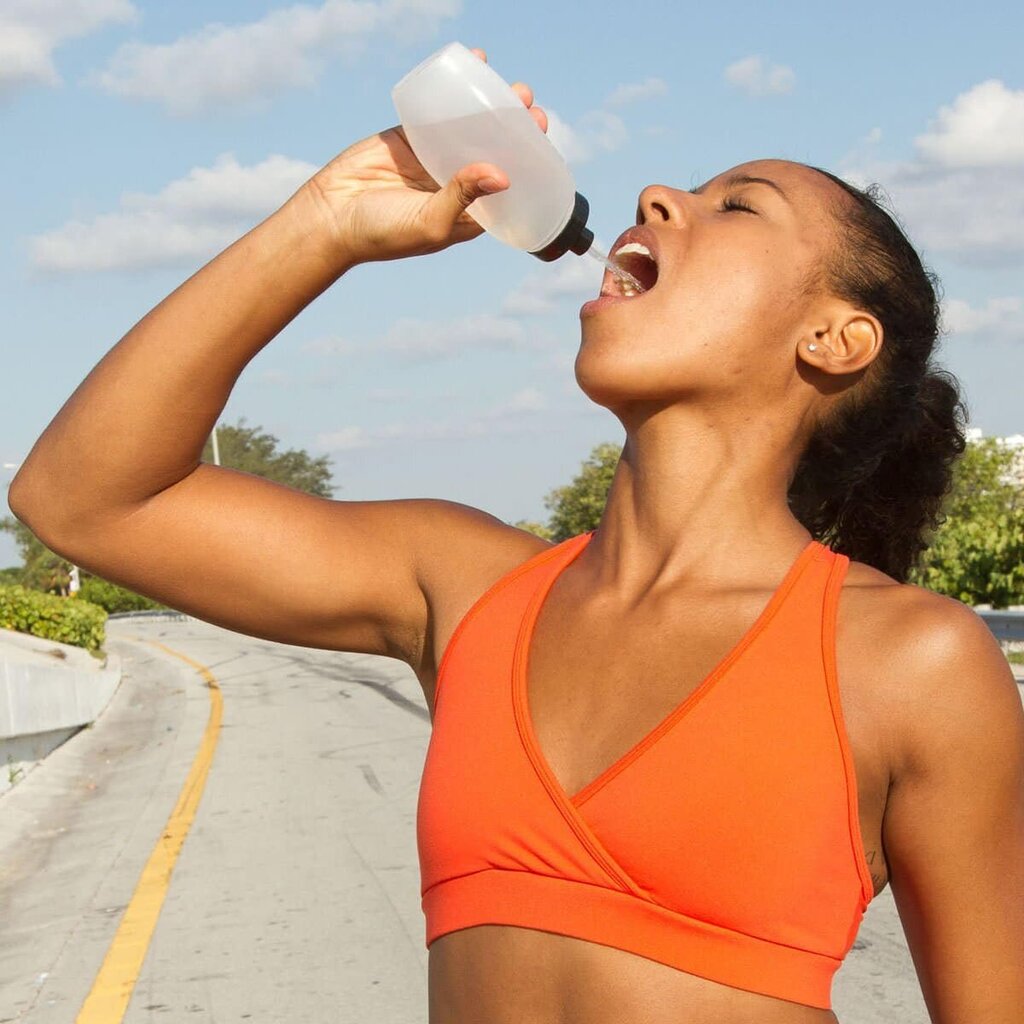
{"left": 689, "top": 174, "right": 792, "bottom": 204}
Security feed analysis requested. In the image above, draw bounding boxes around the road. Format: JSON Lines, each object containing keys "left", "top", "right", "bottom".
{"left": 0, "top": 616, "right": 995, "bottom": 1023}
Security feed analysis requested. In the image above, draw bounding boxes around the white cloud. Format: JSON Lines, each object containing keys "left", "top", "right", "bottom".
{"left": 89, "top": 0, "right": 461, "bottom": 115}
{"left": 839, "top": 80, "right": 1024, "bottom": 266}
{"left": 0, "top": 0, "right": 137, "bottom": 98}
{"left": 300, "top": 308, "right": 559, "bottom": 366}
{"left": 317, "top": 425, "right": 371, "bottom": 451}
{"left": 301, "top": 335, "right": 358, "bottom": 356}
{"left": 863, "top": 164, "right": 1024, "bottom": 264}
{"left": 724, "top": 55, "right": 795, "bottom": 97}
{"left": 29, "top": 152, "right": 318, "bottom": 273}
{"left": 501, "top": 253, "right": 603, "bottom": 315}
{"left": 942, "top": 296, "right": 1024, "bottom": 342}
{"left": 254, "top": 368, "right": 291, "bottom": 386}
{"left": 316, "top": 386, "right": 548, "bottom": 451}
{"left": 914, "top": 80, "right": 1024, "bottom": 167}
{"left": 835, "top": 126, "right": 883, "bottom": 170}
{"left": 545, "top": 107, "right": 628, "bottom": 164}
{"left": 375, "top": 312, "right": 534, "bottom": 358}
{"left": 514, "top": 72, "right": 668, "bottom": 166}
{"left": 605, "top": 77, "right": 668, "bottom": 108}
{"left": 490, "top": 386, "right": 546, "bottom": 415}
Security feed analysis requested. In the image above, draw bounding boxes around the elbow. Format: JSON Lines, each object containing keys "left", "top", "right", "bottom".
{"left": 7, "top": 467, "right": 70, "bottom": 543}
{"left": 9, "top": 466, "right": 136, "bottom": 565}
{"left": 7, "top": 468, "right": 40, "bottom": 524}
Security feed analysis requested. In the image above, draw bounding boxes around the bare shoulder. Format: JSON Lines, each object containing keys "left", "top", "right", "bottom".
{"left": 839, "top": 557, "right": 1020, "bottom": 778}
{"left": 845, "top": 567, "right": 1024, "bottom": 1018}
{"left": 404, "top": 498, "right": 553, "bottom": 590}
{"left": 406, "top": 499, "right": 553, "bottom": 695}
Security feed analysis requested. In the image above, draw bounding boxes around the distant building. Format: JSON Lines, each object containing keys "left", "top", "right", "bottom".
{"left": 967, "top": 428, "right": 1024, "bottom": 488}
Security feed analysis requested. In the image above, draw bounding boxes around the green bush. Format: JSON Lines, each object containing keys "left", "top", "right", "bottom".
{"left": 908, "top": 437, "right": 1024, "bottom": 608}
{"left": 78, "top": 576, "right": 165, "bottom": 614}
{"left": 910, "top": 509, "right": 1024, "bottom": 608}
{"left": 0, "top": 584, "right": 107, "bottom": 651}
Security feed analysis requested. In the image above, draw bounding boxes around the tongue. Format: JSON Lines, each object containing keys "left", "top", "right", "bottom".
{"left": 615, "top": 253, "right": 657, "bottom": 291}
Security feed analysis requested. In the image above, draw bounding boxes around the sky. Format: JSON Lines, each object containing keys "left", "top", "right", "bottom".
{"left": 2, "top": 0, "right": 1023, "bottom": 569}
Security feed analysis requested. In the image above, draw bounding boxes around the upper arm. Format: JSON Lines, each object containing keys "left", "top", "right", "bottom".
{"left": 883, "top": 596, "right": 1024, "bottom": 1022}
{"left": 11, "top": 462, "right": 525, "bottom": 667}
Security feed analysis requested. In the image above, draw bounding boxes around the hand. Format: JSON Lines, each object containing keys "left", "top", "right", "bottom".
{"left": 300, "top": 48, "right": 548, "bottom": 267}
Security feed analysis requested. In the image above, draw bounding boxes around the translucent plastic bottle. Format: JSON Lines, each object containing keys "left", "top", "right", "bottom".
{"left": 392, "top": 42, "right": 594, "bottom": 262}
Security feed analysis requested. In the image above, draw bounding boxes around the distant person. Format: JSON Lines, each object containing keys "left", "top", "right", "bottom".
{"left": 10, "top": 49, "right": 1023, "bottom": 1024}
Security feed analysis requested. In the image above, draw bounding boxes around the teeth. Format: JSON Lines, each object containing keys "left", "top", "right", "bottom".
{"left": 610, "top": 240, "right": 655, "bottom": 297}
{"left": 613, "top": 242, "right": 653, "bottom": 259}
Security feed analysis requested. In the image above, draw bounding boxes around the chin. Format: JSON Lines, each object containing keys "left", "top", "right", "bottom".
{"left": 574, "top": 344, "right": 675, "bottom": 414}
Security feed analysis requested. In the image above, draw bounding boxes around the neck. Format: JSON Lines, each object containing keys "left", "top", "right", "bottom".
{"left": 587, "top": 403, "right": 814, "bottom": 598}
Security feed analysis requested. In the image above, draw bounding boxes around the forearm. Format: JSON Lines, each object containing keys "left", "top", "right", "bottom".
{"left": 10, "top": 184, "right": 350, "bottom": 526}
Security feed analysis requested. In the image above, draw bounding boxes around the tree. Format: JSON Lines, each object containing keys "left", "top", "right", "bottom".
{"left": 201, "top": 417, "right": 336, "bottom": 497}
{"left": 908, "top": 436, "right": 1024, "bottom": 608}
{"left": 0, "top": 517, "right": 71, "bottom": 593}
{"left": 511, "top": 520, "right": 554, "bottom": 541}
{"left": 541, "top": 442, "right": 622, "bottom": 542}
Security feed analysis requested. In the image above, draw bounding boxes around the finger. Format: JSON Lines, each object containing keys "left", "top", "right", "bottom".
{"left": 530, "top": 104, "right": 548, "bottom": 133}
{"left": 424, "top": 161, "right": 508, "bottom": 237}
{"left": 510, "top": 81, "right": 534, "bottom": 107}
{"left": 470, "top": 47, "right": 487, "bottom": 62}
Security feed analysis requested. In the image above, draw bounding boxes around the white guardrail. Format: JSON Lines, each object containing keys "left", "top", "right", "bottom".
{"left": 107, "top": 609, "right": 192, "bottom": 622}
{"left": 974, "top": 609, "right": 1024, "bottom": 643}
{"left": 0, "top": 628, "right": 122, "bottom": 795}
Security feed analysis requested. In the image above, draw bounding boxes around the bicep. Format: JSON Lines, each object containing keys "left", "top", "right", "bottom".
{"left": 884, "top": 601, "right": 1024, "bottom": 1022}
{"left": 31, "top": 464, "right": 481, "bottom": 662}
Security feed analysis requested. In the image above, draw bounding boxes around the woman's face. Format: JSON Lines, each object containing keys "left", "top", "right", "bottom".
{"left": 576, "top": 159, "right": 844, "bottom": 417}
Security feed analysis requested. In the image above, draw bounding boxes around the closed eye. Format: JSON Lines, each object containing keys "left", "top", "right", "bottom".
{"left": 720, "top": 194, "right": 757, "bottom": 214}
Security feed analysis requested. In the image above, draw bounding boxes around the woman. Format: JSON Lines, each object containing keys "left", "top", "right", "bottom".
{"left": 9, "top": 51, "right": 1023, "bottom": 1023}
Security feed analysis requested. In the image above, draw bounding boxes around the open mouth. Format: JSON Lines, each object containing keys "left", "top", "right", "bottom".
{"left": 608, "top": 242, "right": 659, "bottom": 295}
{"left": 598, "top": 229, "right": 660, "bottom": 301}
{"left": 580, "top": 228, "right": 661, "bottom": 318}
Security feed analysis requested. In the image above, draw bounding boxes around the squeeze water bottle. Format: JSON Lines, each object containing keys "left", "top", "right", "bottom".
{"left": 391, "top": 42, "right": 594, "bottom": 262}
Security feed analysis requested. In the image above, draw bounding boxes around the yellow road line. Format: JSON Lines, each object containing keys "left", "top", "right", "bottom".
{"left": 76, "top": 639, "right": 223, "bottom": 1024}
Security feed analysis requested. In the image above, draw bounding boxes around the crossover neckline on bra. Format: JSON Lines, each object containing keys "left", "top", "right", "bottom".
{"left": 514, "top": 535, "right": 826, "bottom": 810}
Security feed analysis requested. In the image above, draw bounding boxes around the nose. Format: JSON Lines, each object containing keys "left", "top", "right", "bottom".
{"left": 636, "top": 185, "right": 688, "bottom": 226}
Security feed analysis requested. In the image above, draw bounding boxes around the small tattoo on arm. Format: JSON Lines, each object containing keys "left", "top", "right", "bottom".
{"left": 864, "top": 849, "right": 885, "bottom": 893}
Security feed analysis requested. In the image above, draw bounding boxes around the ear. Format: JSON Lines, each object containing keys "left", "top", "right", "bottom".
{"left": 800, "top": 311, "right": 883, "bottom": 375}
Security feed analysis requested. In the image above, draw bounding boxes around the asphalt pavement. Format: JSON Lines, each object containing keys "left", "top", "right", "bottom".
{"left": 2, "top": 616, "right": 1013, "bottom": 1022}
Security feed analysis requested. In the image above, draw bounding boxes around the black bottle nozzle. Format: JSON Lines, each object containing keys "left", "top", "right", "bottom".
{"left": 528, "top": 192, "right": 594, "bottom": 262}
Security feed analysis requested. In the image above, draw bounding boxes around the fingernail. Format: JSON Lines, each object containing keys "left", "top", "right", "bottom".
{"left": 478, "top": 177, "right": 504, "bottom": 194}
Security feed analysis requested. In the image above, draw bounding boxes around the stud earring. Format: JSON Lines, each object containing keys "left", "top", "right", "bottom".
{"left": 808, "top": 343, "right": 818, "bottom": 352}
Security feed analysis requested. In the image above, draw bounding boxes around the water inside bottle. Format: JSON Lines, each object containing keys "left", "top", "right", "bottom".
{"left": 586, "top": 243, "right": 646, "bottom": 294}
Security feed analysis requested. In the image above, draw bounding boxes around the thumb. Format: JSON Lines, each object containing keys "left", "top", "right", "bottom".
{"left": 424, "top": 162, "right": 508, "bottom": 237}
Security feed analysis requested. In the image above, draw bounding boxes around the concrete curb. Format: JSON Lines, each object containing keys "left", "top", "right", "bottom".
{"left": 0, "top": 628, "right": 123, "bottom": 796}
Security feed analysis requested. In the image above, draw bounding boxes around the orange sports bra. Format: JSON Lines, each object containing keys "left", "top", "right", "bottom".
{"left": 416, "top": 531, "right": 875, "bottom": 1010}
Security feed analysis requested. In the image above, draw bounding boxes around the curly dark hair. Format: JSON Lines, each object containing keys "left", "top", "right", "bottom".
{"left": 786, "top": 168, "right": 969, "bottom": 582}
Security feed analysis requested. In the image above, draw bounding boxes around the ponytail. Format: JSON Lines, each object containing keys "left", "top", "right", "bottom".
{"left": 787, "top": 171, "right": 968, "bottom": 582}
